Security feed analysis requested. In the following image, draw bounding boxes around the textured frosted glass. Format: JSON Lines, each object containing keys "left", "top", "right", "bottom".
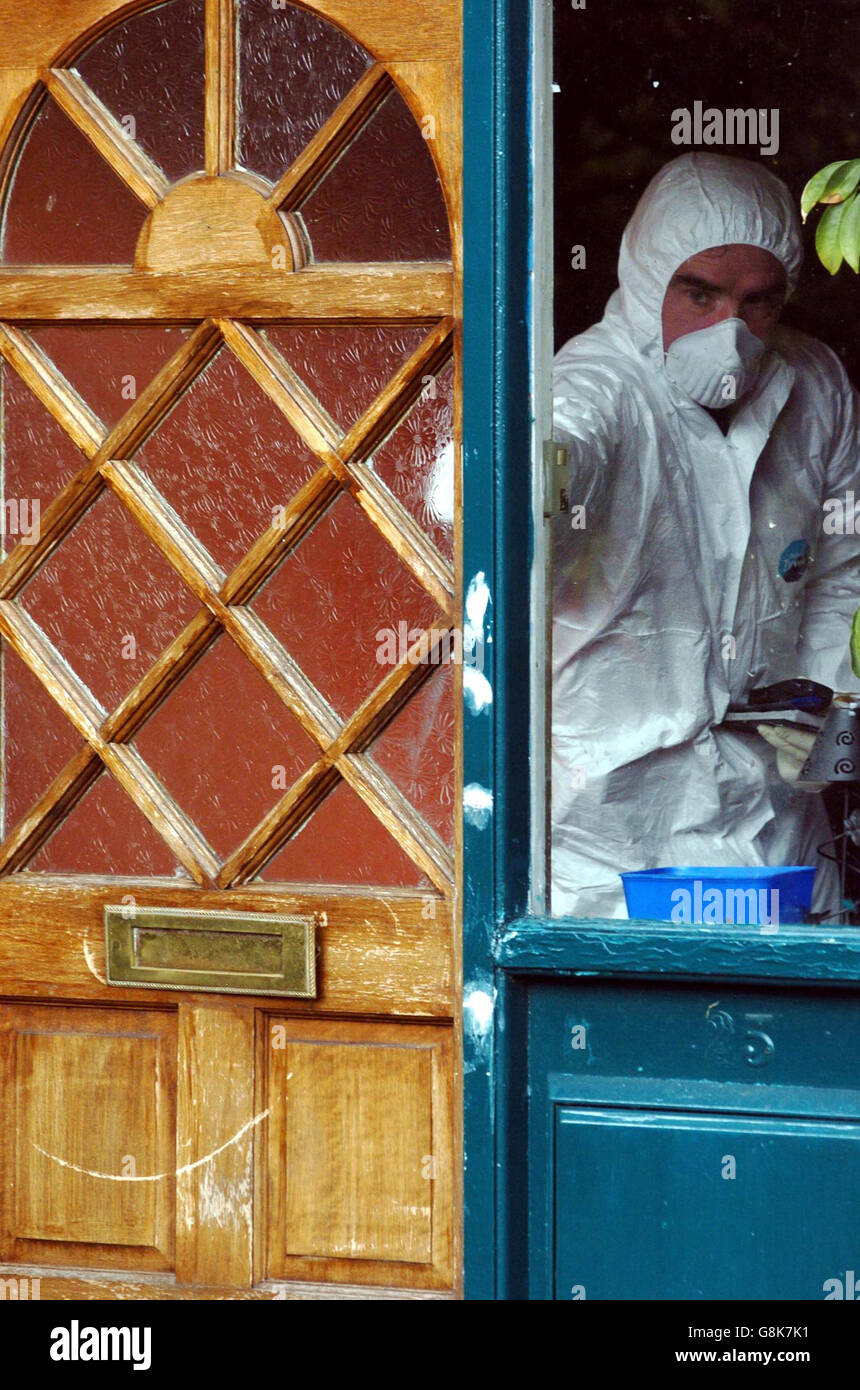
{"left": 260, "top": 779, "right": 431, "bottom": 889}
{"left": 76, "top": 0, "right": 206, "bottom": 183}
{"left": 28, "top": 772, "right": 184, "bottom": 877}
{"left": 30, "top": 325, "right": 190, "bottom": 429}
{"left": 370, "top": 364, "right": 455, "bottom": 561}
{"left": 20, "top": 489, "right": 198, "bottom": 711}
{"left": 1, "top": 645, "right": 81, "bottom": 836}
{"left": 1, "top": 362, "right": 90, "bottom": 534}
{"left": 370, "top": 662, "right": 455, "bottom": 847}
{"left": 238, "top": 0, "right": 371, "bottom": 182}
{"left": 134, "top": 634, "right": 319, "bottom": 860}
{"left": 252, "top": 492, "right": 441, "bottom": 720}
{"left": 135, "top": 349, "right": 321, "bottom": 571}
{"left": 300, "top": 91, "right": 450, "bottom": 262}
{"left": 262, "top": 324, "right": 429, "bottom": 431}
{"left": 2, "top": 98, "right": 145, "bottom": 264}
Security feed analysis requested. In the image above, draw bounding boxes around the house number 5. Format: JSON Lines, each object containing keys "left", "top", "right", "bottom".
{"left": 743, "top": 1028, "right": 775, "bottom": 1068}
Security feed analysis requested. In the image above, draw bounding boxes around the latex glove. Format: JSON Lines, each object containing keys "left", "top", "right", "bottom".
{"left": 756, "top": 725, "right": 824, "bottom": 791}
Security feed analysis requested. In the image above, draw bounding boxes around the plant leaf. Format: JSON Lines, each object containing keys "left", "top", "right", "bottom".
{"left": 851, "top": 606, "right": 860, "bottom": 680}
{"left": 816, "top": 201, "right": 847, "bottom": 274}
{"left": 801, "top": 161, "right": 852, "bottom": 220}
{"left": 839, "top": 191, "right": 860, "bottom": 273}
{"left": 821, "top": 158, "right": 860, "bottom": 205}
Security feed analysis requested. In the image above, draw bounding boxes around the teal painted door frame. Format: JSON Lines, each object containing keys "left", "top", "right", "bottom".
{"left": 461, "top": 0, "right": 860, "bottom": 1301}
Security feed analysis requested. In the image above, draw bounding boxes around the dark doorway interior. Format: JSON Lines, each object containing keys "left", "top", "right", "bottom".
{"left": 553, "top": 0, "right": 860, "bottom": 382}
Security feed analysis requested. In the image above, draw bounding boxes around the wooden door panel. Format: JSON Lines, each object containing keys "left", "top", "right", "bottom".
{"left": 266, "top": 1017, "right": 453, "bottom": 1288}
{"left": 0, "top": 0, "right": 462, "bottom": 1298}
{"left": 0, "top": 1003, "right": 175, "bottom": 1270}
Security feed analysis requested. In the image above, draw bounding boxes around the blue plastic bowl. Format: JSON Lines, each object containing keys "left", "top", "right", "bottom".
{"left": 620, "top": 865, "right": 816, "bottom": 925}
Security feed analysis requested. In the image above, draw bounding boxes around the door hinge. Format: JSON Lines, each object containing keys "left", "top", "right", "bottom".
{"left": 543, "top": 440, "right": 569, "bottom": 517}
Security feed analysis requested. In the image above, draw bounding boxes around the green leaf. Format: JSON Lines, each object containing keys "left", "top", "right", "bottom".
{"left": 821, "top": 158, "right": 860, "bottom": 204}
{"left": 816, "top": 201, "right": 847, "bottom": 274}
{"left": 839, "top": 191, "right": 860, "bottom": 273}
{"left": 802, "top": 161, "right": 853, "bottom": 220}
{"left": 851, "top": 606, "right": 860, "bottom": 680}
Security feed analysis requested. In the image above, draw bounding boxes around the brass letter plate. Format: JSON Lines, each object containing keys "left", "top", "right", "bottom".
{"left": 104, "top": 905, "right": 316, "bottom": 998}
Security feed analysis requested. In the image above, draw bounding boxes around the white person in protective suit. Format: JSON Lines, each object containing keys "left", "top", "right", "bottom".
{"left": 552, "top": 152, "right": 860, "bottom": 920}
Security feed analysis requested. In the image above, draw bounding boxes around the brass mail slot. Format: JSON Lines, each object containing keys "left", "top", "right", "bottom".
{"left": 104, "top": 906, "right": 316, "bottom": 998}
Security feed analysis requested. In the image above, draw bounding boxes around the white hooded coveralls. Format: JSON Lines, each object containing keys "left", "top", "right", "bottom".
{"left": 552, "top": 153, "right": 860, "bottom": 919}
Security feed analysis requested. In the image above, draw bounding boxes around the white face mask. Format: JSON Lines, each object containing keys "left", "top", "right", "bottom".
{"left": 664, "top": 316, "right": 766, "bottom": 409}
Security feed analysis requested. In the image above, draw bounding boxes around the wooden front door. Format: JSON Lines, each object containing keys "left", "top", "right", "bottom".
{"left": 0, "top": 0, "right": 461, "bottom": 1299}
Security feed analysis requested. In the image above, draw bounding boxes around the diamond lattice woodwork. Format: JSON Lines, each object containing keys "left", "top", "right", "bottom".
{"left": 0, "top": 0, "right": 456, "bottom": 897}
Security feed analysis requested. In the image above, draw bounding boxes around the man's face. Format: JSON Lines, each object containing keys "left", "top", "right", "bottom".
{"left": 662, "top": 244, "right": 787, "bottom": 352}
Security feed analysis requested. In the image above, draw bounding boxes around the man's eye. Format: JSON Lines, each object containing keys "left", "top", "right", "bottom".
{"left": 689, "top": 290, "right": 713, "bottom": 306}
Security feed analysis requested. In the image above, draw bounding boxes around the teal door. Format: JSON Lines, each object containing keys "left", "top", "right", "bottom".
{"left": 523, "top": 969, "right": 860, "bottom": 1301}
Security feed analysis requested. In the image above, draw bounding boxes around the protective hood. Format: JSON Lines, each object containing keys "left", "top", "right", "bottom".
{"left": 614, "top": 153, "right": 804, "bottom": 361}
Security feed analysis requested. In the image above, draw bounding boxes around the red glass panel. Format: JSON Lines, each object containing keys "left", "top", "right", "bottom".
{"left": 251, "top": 492, "right": 442, "bottom": 721}
{"left": 237, "top": 0, "right": 371, "bottom": 183}
{"left": 133, "top": 634, "right": 319, "bottom": 861}
{"left": 1, "top": 362, "right": 90, "bottom": 546}
{"left": 2, "top": 98, "right": 146, "bottom": 264}
{"left": 259, "top": 778, "right": 431, "bottom": 889}
{"left": 29, "top": 325, "right": 190, "bottom": 430}
{"left": 135, "top": 348, "right": 322, "bottom": 572}
{"left": 262, "top": 324, "right": 429, "bottom": 432}
{"left": 28, "top": 770, "right": 184, "bottom": 877}
{"left": 1, "top": 645, "right": 82, "bottom": 835}
{"left": 300, "top": 91, "right": 450, "bottom": 262}
{"left": 370, "top": 662, "right": 455, "bottom": 846}
{"left": 19, "top": 489, "right": 198, "bottom": 711}
{"left": 75, "top": 0, "right": 206, "bottom": 184}
{"left": 370, "top": 365, "right": 455, "bottom": 561}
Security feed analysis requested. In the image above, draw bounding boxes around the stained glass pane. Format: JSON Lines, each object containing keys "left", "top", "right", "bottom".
{"left": 238, "top": 0, "right": 371, "bottom": 183}
{"left": 1, "top": 362, "right": 90, "bottom": 534}
{"left": 135, "top": 348, "right": 322, "bottom": 572}
{"left": 28, "top": 772, "right": 185, "bottom": 878}
{"left": 29, "top": 325, "right": 190, "bottom": 429}
{"left": 75, "top": 0, "right": 206, "bottom": 184}
{"left": 370, "top": 364, "right": 455, "bottom": 561}
{"left": 370, "top": 663, "right": 455, "bottom": 847}
{"left": 133, "top": 635, "right": 319, "bottom": 861}
{"left": 19, "top": 490, "right": 198, "bottom": 711}
{"left": 300, "top": 91, "right": 450, "bottom": 262}
{"left": 259, "top": 779, "right": 431, "bottom": 889}
{"left": 2, "top": 98, "right": 146, "bottom": 264}
{"left": 262, "top": 324, "right": 429, "bottom": 432}
{"left": 1, "top": 645, "right": 82, "bottom": 837}
{"left": 251, "top": 492, "right": 442, "bottom": 721}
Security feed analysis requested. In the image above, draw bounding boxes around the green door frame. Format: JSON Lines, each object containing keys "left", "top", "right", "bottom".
{"left": 461, "top": 0, "right": 860, "bottom": 1301}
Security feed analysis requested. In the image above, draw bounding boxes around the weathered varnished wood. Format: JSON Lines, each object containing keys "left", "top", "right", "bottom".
{"left": 0, "top": 266, "right": 454, "bottom": 321}
{"left": 0, "top": 0, "right": 460, "bottom": 69}
{"left": 43, "top": 68, "right": 167, "bottom": 208}
{"left": 266, "top": 1017, "right": 454, "bottom": 1289}
{"left": 0, "top": 1003, "right": 176, "bottom": 1271}
{"left": 0, "top": 879, "right": 453, "bottom": 1016}
{"left": 176, "top": 1002, "right": 255, "bottom": 1287}
{"left": 0, "top": 0, "right": 463, "bottom": 1303}
{"left": 0, "top": 1266, "right": 456, "bottom": 1299}
{"left": 204, "top": 0, "right": 236, "bottom": 177}
{"left": 0, "top": 322, "right": 106, "bottom": 457}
